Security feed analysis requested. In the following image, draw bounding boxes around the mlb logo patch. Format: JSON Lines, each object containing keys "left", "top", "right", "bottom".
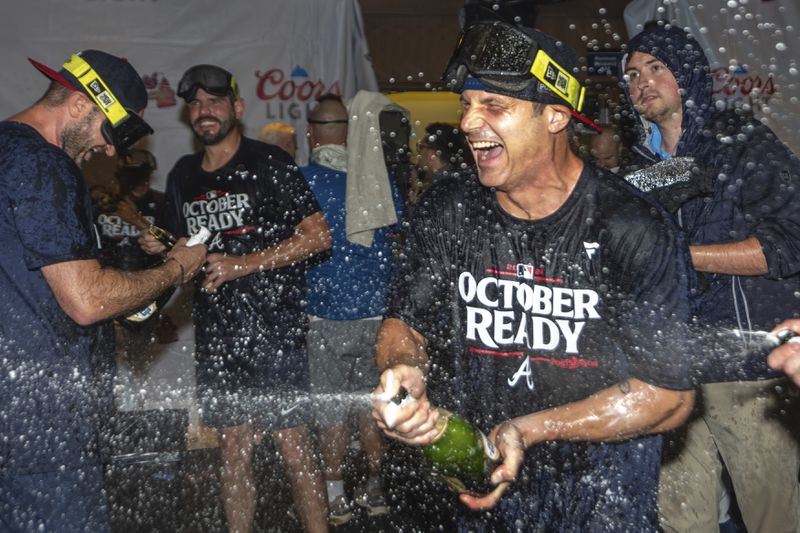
{"left": 516, "top": 263, "right": 535, "bottom": 279}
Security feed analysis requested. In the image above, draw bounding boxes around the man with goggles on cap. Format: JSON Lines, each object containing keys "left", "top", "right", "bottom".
{"left": 0, "top": 50, "right": 207, "bottom": 531}
{"left": 140, "top": 64, "right": 332, "bottom": 533}
{"left": 371, "top": 21, "right": 696, "bottom": 531}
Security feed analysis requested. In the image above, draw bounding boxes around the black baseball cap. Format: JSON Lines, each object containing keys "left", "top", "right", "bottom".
{"left": 177, "top": 64, "right": 240, "bottom": 101}
{"left": 29, "top": 49, "right": 153, "bottom": 152}
{"left": 443, "top": 21, "right": 599, "bottom": 132}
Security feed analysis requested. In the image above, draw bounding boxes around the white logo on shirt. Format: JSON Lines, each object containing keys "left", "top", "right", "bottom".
{"left": 583, "top": 241, "right": 600, "bottom": 259}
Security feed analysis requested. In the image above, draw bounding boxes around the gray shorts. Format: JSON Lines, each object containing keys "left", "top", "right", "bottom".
{"left": 307, "top": 317, "right": 381, "bottom": 425}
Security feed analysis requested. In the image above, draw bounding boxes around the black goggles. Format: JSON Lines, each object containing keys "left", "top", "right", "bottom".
{"left": 101, "top": 112, "right": 154, "bottom": 155}
{"left": 177, "top": 65, "right": 240, "bottom": 101}
{"left": 443, "top": 21, "right": 585, "bottom": 112}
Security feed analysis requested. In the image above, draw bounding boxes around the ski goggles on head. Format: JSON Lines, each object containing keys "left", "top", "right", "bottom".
{"left": 62, "top": 54, "right": 153, "bottom": 154}
{"left": 443, "top": 21, "right": 586, "bottom": 113}
{"left": 177, "top": 64, "right": 240, "bottom": 101}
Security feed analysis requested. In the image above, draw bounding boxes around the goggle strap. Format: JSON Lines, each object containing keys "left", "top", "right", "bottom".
{"left": 63, "top": 54, "right": 129, "bottom": 126}
{"left": 529, "top": 49, "right": 583, "bottom": 111}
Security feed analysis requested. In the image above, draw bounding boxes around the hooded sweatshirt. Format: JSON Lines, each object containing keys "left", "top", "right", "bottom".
{"left": 621, "top": 24, "right": 800, "bottom": 342}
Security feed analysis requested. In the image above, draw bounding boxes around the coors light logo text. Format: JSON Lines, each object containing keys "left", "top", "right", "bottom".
{"left": 255, "top": 66, "right": 341, "bottom": 120}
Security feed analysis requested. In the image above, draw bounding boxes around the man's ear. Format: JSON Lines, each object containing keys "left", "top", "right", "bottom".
{"left": 67, "top": 91, "right": 90, "bottom": 119}
{"left": 546, "top": 104, "right": 571, "bottom": 134}
{"left": 234, "top": 98, "right": 245, "bottom": 119}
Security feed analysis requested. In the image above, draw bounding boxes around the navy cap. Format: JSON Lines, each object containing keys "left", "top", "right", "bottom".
{"left": 29, "top": 49, "right": 148, "bottom": 113}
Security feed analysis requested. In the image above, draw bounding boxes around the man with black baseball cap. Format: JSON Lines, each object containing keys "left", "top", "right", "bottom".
{"left": 29, "top": 49, "right": 154, "bottom": 155}
{"left": 0, "top": 50, "right": 207, "bottom": 531}
{"left": 141, "top": 63, "right": 331, "bottom": 533}
{"left": 371, "top": 21, "right": 695, "bottom": 530}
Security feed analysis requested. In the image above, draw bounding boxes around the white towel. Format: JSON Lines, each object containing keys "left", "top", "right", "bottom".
{"left": 344, "top": 90, "right": 406, "bottom": 247}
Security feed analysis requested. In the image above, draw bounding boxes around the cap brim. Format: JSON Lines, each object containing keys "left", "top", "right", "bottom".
{"left": 570, "top": 110, "right": 601, "bottom": 134}
{"left": 28, "top": 57, "right": 79, "bottom": 92}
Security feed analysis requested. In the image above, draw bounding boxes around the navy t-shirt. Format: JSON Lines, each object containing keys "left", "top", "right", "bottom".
{"left": 389, "top": 165, "right": 694, "bottom": 529}
{"left": 162, "top": 137, "right": 321, "bottom": 379}
{"left": 95, "top": 189, "right": 165, "bottom": 272}
{"left": 0, "top": 121, "right": 103, "bottom": 474}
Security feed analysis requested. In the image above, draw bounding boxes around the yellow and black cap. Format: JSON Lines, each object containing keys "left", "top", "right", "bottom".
{"left": 177, "top": 64, "right": 240, "bottom": 102}
{"left": 29, "top": 49, "right": 153, "bottom": 153}
{"left": 443, "top": 21, "right": 599, "bottom": 132}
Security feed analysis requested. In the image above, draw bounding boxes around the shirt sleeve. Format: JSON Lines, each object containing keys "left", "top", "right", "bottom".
{"left": 13, "top": 147, "right": 96, "bottom": 269}
{"left": 735, "top": 121, "right": 800, "bottom": 279}
{"left": 386, "top": 185, "right": 457, "bottom": 340}
{"left": 609, "top": 205, "right": 695, "bottom": 391}
{"left": 270, "top": 159, "right": 322, "bottom": 228}
{"left": 161, "top": 164, "right": 187, "bottom": 238}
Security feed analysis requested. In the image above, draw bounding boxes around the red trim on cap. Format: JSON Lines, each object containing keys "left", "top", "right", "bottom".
{"left": 28, "top": 57, "right": 79, "bottom": 92}
{"left": 570, "top": 109, "right": 601, "bottom": 133}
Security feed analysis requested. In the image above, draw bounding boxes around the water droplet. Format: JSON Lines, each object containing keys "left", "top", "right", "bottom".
{"left": 776, "top": 42, "right": 787, "bottom": 51}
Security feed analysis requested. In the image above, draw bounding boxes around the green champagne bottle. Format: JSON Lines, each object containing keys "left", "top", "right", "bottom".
{"left": 147, "top": 224, "right": 177, "bottom": 250}
{"left": 392, "top": 388, "right": 500, "bottom": 495}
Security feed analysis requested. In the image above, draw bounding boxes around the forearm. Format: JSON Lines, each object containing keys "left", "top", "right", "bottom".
{"left": 43, "top": 258, "right": 183, "bottom": 326}
{"left": 509, "top": 379, "right": 695, "bottom": 447}
{"left": 690, "top": 236, "right": 767, "bottom": 275}
{"left": 376, "top": 318, "right": 430, "bottom": 374}
{"left": 242, "top": 211, "right": 331, "bottom": 273}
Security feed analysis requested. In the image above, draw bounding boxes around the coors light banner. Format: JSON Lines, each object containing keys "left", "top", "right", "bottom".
{"left": 0, "top": 0, "right": 378, "bottom": 189}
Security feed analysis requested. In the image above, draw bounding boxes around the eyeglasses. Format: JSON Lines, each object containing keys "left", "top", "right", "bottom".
{"left": 307, "top": 119, "right": 348, "bottom": 125}
{"left": 177, "top": 64, "right": 240, "bottom": 101}
{"left": 442, "top": 21, "right": 585, "bottom": 112}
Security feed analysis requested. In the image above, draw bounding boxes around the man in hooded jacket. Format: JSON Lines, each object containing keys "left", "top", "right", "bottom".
{"left": 620, "top": 22, "right": 800, "bottom": 533}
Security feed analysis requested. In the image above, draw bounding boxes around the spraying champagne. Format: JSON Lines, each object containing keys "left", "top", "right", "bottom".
{"left": 391, "top": 388, "right": 500, "bottom": 495}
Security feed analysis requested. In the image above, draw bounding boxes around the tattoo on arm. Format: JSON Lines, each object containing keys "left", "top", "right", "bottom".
{"left": 618, "top": 380, "right": 631, "bottom": 394}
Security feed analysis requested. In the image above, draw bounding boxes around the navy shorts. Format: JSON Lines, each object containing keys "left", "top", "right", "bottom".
{"left": 457, "top": 436, "right": 662, "bottom": 532}
{"left": 195, "top": 331, "right": 311, "bottom": 430}
{"left": 0, "top": 464, "right": 110, "bottom": 532}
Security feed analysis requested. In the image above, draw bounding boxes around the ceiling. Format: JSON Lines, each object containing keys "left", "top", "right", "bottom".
{"left": 358, "top": 0, "right": 633, "bottom": 90}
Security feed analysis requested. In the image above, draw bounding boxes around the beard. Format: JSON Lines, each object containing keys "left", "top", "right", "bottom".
{"left": 61, "top": 107, "right": 102, "bottom": 164}
{"left": 192, "top": 115, "right": 236, "bottom": 146}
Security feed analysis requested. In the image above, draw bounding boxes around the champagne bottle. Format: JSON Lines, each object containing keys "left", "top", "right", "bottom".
{"left": 392, "top": 388, "right": 500, "bottom": 495}
{"left": 147, "top": 224, "right": 177, "bottom": 250}
{"left": 120, "top": 226, "right": 208, "bottom": 327}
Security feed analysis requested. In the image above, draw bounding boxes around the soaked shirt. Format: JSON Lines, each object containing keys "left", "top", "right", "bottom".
{"left": 95, "top": 189, "right": 165, "bottom": 272}
{"left": 301, "top": 161, "right": 403, "bottom": 320}
{"left": 162, "top": 137, "right": 321, "bottom": 362}
{"left": 389, "top": 165, "right": 694, "bottom": 529}
{"left": 0, "top": 121, "right": 103, "bottom": 474}
{"left": 391, "top": 165, "right": 693, "bottom": 425}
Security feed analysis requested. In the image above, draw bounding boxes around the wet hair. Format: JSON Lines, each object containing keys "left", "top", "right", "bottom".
{"left": 37, "top": 80, "right": 74, "bottom": 107}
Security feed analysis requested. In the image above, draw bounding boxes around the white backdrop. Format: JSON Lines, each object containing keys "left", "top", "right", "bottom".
{"left": 625, "top": 0, "right": 800, "bottom": 155}
{"left": 0, "top": 0, "right": 378, "bottom": 189}
{"left": 0, "top": 0, "right": 377, "bottom": 416}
